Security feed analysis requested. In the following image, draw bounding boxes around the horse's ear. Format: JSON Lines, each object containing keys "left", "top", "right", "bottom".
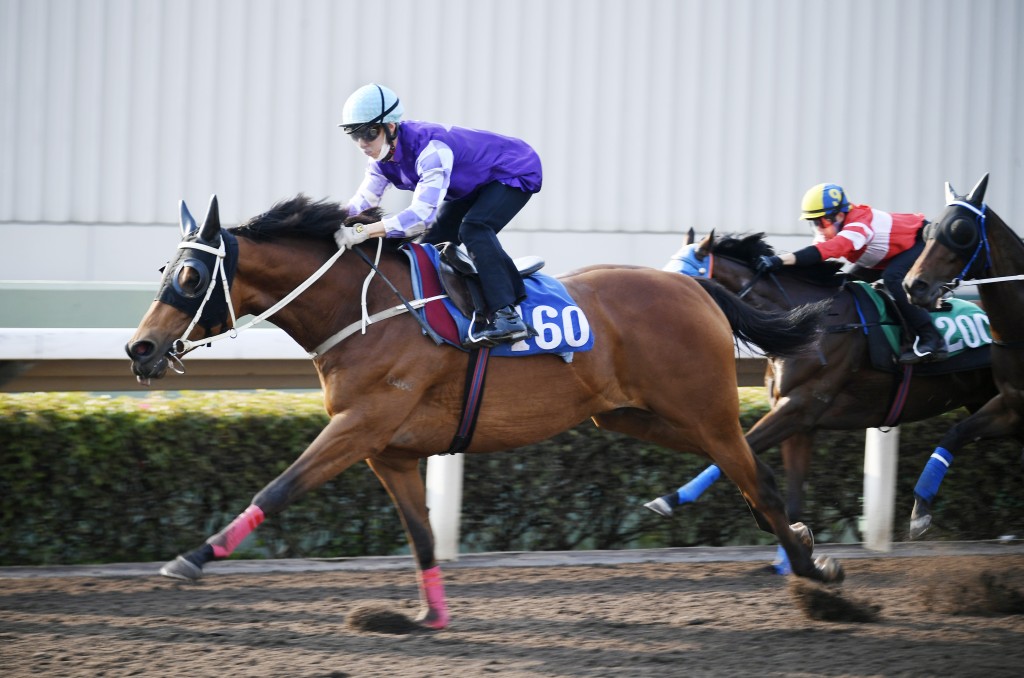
{"left": 199, "top": 194, "right": 221, "bottom": 242}
{"left": 944, "top": 181, "right": 957, "bottom": 204}
{"left": 684, "top": 227, "right": 695, "bottom": 245}
{"left": 179, "top": 200, "right": 198, "bottom": 236}
{"left": 696, "top": 230, "right": 715, "bottom": 257}
{"left": 965, "top": 173, "right": 989, "bottom": 206}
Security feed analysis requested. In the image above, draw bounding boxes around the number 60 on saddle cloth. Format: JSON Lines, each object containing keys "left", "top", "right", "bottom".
{"left": 403, "top": 242, "right": 594, "bottom": 360}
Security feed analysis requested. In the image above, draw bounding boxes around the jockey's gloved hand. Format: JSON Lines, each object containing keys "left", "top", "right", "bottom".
{"left": 755, "top": 255, "right": 784, "bottom": 273}
{"left": 335, "top": 224, "right": 370, "bottom": 250}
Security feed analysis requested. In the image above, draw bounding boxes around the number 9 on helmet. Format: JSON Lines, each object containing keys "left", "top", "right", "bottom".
{"left": 800, "top": 183, "right": 850, "bottom": 221}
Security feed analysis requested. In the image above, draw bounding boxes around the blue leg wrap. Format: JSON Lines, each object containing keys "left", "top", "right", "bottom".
{"left": 914, "top": 447, "right": 954, "bottom": 503}
{"left": 675, "top": 465, "right": 722, "bottom": 504}
{"left": 773, "top": 544, "right": 791, "bottom": 575}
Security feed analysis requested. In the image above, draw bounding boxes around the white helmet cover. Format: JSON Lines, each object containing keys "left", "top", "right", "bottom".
{"left": 340, "top": 83, "right": 403, "bottom": 130}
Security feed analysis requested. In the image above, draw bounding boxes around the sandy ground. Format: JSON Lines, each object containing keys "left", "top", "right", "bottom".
{"left": 2, "top": 548, "right": 1023, "bottom": 678}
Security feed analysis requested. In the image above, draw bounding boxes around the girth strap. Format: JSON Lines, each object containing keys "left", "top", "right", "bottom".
{"left": 882, "top": 365, "right": 914, "bottom": 427}
{"left": 444, "top": 347, "right": 492, "bottom": 455}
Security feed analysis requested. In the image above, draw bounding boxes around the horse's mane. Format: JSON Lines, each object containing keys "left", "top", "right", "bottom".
{"left": 231, "top": 194, "right": 385, "bottom": 243}
{"left": 713, "top": 232, "right": 845, "bottom": 287}
{"left": 712, "top": 233, "right": 776, "bottom": 260}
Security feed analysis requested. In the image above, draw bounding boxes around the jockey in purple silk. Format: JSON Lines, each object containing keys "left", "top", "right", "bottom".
{"left": 334, "top": 83, "right": 543, "bottom": 348}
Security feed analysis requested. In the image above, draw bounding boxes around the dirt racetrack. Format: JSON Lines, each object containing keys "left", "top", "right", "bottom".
{"left": 2, "top": 545, "right": 1024, "bottom": 677}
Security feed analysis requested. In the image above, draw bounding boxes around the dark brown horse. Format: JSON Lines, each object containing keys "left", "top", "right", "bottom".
{"left": 646, "top": 230, "right": 996, "bottom": 547}
{"left": 125, "top": 194, "right": 843, "bottom": 630}
{"left": 905, "top": 173, "right": 1024, "bottom": 536}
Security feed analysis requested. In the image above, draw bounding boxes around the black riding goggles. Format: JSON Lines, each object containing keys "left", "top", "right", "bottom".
{"left": 344, "top": 124, "right": 382, "bottom": 143}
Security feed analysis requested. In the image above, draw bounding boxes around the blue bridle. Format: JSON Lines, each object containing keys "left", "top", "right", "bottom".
{"left": 938, "top": 200, "right": 991, "bottom": 285}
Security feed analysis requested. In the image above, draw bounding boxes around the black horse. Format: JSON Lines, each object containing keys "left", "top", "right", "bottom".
{"left": 647, "top": 230, "right": 996, "bottom": 549}
{"left": 905, "top": 173, "right": 1024, "bottom": 537}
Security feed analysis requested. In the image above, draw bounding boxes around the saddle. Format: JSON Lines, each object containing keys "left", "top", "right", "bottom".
{"left": 435, "top": 242, "right": 545, "bottom": 318}
{"left": 845, "top": 281, "right": 990, "bottom": 376}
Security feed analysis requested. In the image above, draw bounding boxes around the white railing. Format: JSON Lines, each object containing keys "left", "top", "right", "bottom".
{"left": 0, "top": 328, "right": 894, "bottom": 558}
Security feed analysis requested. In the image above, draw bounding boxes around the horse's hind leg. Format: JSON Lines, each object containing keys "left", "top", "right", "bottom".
{"left": 594, "top": 409, "right": 842, "bottom": 583}
{"left": 366, "top": 455, "right": 450, "bottom": 630}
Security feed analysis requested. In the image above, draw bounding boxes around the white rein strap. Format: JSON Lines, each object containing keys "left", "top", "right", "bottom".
{"left": 175, "top": 238, "right": 451, "bottom": 359}
{"left": 175, "top": 240, "right": 347, "bottom": 353}
{"left": 308, "top": 293, "right": 448, "bottom": 358}
{"left": 955, "top": 274, "right": 1024, "bottom": 287}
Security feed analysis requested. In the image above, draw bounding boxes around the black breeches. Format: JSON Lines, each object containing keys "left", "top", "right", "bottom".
{"left": 423, "top": 182, "right": 531, "bottom": 313}
{"left": 882, "top": 240, "right": 933, "bottom": 332}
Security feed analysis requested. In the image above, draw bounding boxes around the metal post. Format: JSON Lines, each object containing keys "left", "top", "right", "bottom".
{"left": 425, "top": 453, "right": 464, "bottom": 561}
{"left": 863, "top": 427, "right": 899, "bottom": 551}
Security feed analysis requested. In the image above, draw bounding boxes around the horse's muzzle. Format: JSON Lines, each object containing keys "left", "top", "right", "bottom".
{"left": 903, "top": 277, "right": 942, "bottom": 308}
{"left": 125, "top": 340, "right": 170, "bottom": 384}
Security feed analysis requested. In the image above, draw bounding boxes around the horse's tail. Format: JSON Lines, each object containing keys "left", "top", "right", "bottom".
{"left": 694, "top": 278, "right": 826, "bottom": 358}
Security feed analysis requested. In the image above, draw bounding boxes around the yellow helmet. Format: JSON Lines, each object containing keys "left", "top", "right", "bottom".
{"left": 800, "top": 183, "right": 850, "bottom": 220}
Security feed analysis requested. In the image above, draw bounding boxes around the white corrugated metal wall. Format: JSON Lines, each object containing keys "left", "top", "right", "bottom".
{"left": 0, "top": 0, "right": 1021, "bottom": 280}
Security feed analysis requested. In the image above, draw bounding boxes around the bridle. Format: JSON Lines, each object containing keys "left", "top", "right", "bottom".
{"left": 168, "top": 236, "right": 445, "bottom": 364}
{"left": 925, "top": 200, "right": 992, "bottom": 290}
{"left": 167, "top": 234, "right": 346, "bottom": 360}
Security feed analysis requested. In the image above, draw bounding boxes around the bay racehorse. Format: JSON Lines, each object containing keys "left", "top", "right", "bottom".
{"left": 125, "top": 194, "right": 843, "bottom": 630}
{"left": 905, "top": 173, "right": 1024, "bottom": 537}
{"left": 645, "top": 230, "right": 996, "bottom": 550}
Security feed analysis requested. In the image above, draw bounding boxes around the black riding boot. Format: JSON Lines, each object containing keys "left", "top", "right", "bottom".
{"left": 474, "top": 306, "right": 530, "bottom": 346}
{"left": 899, "top": 322, "right": 949, "bottom": 365}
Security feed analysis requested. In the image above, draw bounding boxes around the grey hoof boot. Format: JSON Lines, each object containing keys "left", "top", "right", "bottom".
{"left": 159, "top": 555, "right": 203, "bottom": 581}
{"left": 644, "top": 496, "right": 675, "bottom": 517}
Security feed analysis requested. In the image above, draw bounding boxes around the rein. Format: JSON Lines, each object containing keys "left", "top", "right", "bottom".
{"left": 350, "top": 245, "right": 445, "bottom": 346}
{"left": 173, "top": 237, "right": 347, "bottom": 354}
{"left": 949, "top": 273, "right": 1024, "bottom": 287}
{"left": 737, "top": 269, "right": 795, "bottom": 308}
{"left": 172, "top": 236, "right": 447, "bottom": 362}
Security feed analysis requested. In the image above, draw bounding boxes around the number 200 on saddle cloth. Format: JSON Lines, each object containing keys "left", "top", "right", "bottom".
{"left": 849, "top": 281, "right": 991, "bottom": 374}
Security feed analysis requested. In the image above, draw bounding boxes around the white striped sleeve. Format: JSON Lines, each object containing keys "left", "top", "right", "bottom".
{"left": 381, "top": 140, "right": 454, "bottom": 237}
{"left": 346, "top": 164, "right": 391, "bottom": 217}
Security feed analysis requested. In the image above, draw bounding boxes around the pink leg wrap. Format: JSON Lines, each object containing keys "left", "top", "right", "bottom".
{"left": 208, "top": 505, "right": 265, "bottom": 559}
{"left": 416, "top": 565, "right": 450, "bottom": 629}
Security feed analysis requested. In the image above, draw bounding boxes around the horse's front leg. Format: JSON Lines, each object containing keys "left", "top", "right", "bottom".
{"left": 160, "top": 414, "right": 371, "bottom": 580}
{"left": 366, "top": 455, "right": 449, "bottom": 629}
{"left": 779, "top": 431, "right": 815, "bottom": 523}
{"left": 910, "top": 395, "right": 1021, "bottom": 539}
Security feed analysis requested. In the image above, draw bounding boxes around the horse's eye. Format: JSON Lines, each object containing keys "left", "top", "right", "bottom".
{"left": 948, "top": 219, "right": 977, "bottom": 247}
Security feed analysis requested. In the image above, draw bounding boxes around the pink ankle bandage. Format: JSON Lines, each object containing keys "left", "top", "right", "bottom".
{"left": 210, "top": 505, "right": 265, "bottom": 558}
{"left": 419, "top": 565, "right": 448, "bottom": 612}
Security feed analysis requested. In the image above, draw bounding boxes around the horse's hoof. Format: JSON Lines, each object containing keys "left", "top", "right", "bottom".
{"left": 791, "top": 522, "right": 814, "bottom": 552}
{"left": 643, "top": 497, "right": 674, "bottom": 518}
{"left": 159, "top": 555, "right": 203, "bottom": 581}
{"left": 909, "top": 514, "right": 932, "bottom": 540}
{"left": 415, "top": 608, "right": 450, "bottom": 630}
{"left": 814, "top": 555, "right": 845, "bottom": 584}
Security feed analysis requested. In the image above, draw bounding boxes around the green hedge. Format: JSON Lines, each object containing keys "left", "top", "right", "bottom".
{"left": 1, "top": 390, "right": 1022, "bottom": 566}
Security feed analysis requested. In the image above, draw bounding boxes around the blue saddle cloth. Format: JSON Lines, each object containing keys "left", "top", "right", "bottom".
{"left": 405, "top": 243, "right": 595, "bottom": 359}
